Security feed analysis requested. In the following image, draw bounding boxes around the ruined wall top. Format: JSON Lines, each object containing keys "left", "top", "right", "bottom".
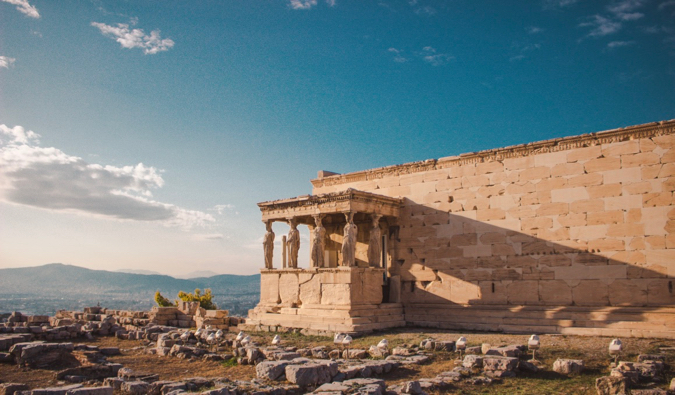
{"left": 311, "top": 119, "right": 675, "bottom": 188}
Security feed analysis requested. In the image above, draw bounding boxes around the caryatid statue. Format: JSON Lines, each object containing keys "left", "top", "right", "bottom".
{"left": 263, "top": 221, "right": 275, "bottom": 269}
{"left": 367, "top": 214, "right": 382, "bottom": 267}
{"left": 341, "top": 212, "right": 358, "bottom": 267}
{"left": 287, "top": 218, "right": 300, "bottom": 269}
{"left": 310, "top": 214, "right": 326, "bottom": 268}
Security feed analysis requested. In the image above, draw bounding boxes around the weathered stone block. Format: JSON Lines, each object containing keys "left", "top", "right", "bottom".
{"left": 552, "top": 359, "right": 584, "bottom": 374}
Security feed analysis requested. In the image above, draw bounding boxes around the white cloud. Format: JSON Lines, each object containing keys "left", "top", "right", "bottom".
{"left": 0, "top": 56, "right": 16, "bottom": 69}
{"left": 543, "top": 0, "right": 580, "bottom": 9}
{"left": 607, "top": 40, "right": 635, "bottom": 48}
{"left": 607, "top": 0, "right": 645, "bottom": 20}
{"left": 325, "top": 0, "right": 336, "bottom": 6}
{"left": 528, "top": 26, "right": 544, "bottom": 34}
{"left": 1, "top": 0, "right": 39, "bottom": 18}
{"left": 388, "top": 47, "right": 409, "bottom": 63}
{"left": 91, "top": 21, "right": 174, "bottom": 55}
{"left": 289, "top": 0, "right": 317, "bottom": 9}
{"left": 419, "top": 46, "right": 454, "bottom": 66}
{"left": 211, "top": 204, "right": 234, "bottom": 215}
{"left": 0, "top": 124, "right": 214, "bottom": 230}
{"left": 192, "top": 233, "right": 226, "bottom": 241}
{"left": 659, "top": 0, "right": 675, "bottom": 9}
{"left": 580, "top": 15, "right": 622, "bottom": 37}
{"left": 414, "top": 6, "right": 436, "bottom": 16}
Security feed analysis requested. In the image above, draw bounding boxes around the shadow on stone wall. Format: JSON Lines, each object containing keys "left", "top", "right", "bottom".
{"left": 390, "top": 199, "right": 674, "bottom": 335}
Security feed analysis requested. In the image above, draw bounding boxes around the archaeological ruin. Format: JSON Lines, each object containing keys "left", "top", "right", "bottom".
{"left": 245, "top": 120, "right": 675, "bottom": 339}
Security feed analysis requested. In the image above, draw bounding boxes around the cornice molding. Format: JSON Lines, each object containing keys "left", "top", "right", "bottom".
{"left": 311, "top": 119, "right": 675, "bottom": 188}
{"left": 258, "top": 188, "right": 403, "bottom": 212}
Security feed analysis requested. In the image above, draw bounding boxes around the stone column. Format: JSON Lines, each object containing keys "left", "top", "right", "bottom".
{"left": 263, "top": 220, "right": 275, "bottom": 269}
{"left": 368, "top": 214, "right": 382, "bottom": 267}
{"left": 282, "top": 235, "right": 287, "bottom": 269}
{"left": 341, "top": 212, "right": 358, "bottom": 267}
{"left": 310, "top": 214, "right": 326, "bottom": 268}
{"left": 287, "top": 218, "right": 300, "bottom": 269}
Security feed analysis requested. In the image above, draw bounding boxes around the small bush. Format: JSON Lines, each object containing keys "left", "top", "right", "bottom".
{"left": 177, "top": 288, "right": 217, "bottom": 310}
{"left": 221, "top": 357, "right": 237, "bottom": 367}
{"left": 154, "top": 291, "right": 175, "bottom": 307}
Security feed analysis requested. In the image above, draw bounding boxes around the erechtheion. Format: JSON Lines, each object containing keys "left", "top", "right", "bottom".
{"left": 245, "top": 120, "right": 675, "bottom": 338}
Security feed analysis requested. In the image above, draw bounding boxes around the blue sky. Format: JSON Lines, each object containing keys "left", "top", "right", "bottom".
{"left": 1, "top": 0, "right": 673, "bottom": 276}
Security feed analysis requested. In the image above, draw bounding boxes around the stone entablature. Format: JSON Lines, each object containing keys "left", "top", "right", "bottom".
{"left": 311, "top": 120, "right": 675, "bottom": 188}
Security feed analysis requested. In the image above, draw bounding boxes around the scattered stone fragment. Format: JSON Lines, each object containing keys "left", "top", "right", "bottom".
{"left": 595, "top": 376, "right": 628, "bottom": 395}
{"left": 0, "top": 383, "right": 29, "bottom": 395}
{"left": 552, "top": 359, "right": 584, "bottom": 375}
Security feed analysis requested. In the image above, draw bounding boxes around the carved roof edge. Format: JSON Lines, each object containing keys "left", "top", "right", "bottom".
{"left": 311, "top": 119, "right": 675, "bottom": 188}
{"left": 257, "top": 188, "right": 404, "bottom": 212}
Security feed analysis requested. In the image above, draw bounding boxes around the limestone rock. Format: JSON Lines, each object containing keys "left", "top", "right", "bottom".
{"left": 483, "top": 356, "right": 518, "bottom": 372}
{"left": 402, "top": 381, "right": 423, "bottom": 394}
{"left": 462, "top": 355, "right": 483, "bottom": 369}
{"left": 256, "top": 361, "right": 288, "bottom": 380}
{"left": 65, "top": 387, "right": 114, "bottom": 395}
{"left": 553, "top": 359, "right": 584, "bottom": 375}
{"left": 595, "top": 376, "right": 628, "bottom": 395}
{"left": 0, "top": 383, "right": 29, "bottom": 395}
{"left": 121, "top": 381, "right": 151, "bottom": 395}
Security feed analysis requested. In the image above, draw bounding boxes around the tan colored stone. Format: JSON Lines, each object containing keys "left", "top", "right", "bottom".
{"left": 568, "top": 173, "right": 603, "bottom": 187}
{"left": 520, "top": 166, "right": 551, "bottom": 182}
{"left": 643, "top": 206, "right": 671, "bottom": 236}
{"left": 666, "top": 233, "right": 675, "bottom": 248}
{"left": 504, "top": 156, "right": 534, "bottom": 171}
{"left": 659, "top": 163, "right": 675, "bottom": 178}
{"left": 299, "top": 273, "right": 322, "bottom": 305}
{"left": 557, "top": 213, "right": 587, "bottom": 227}
{"left": 603, "top": 167, "right": 642, "bottom": 184}
{"left": 570, "top": 199, "right": 604, "bottom": 213}
{"left": 643, "top": 192, "right": 673, "bottom": 207}
{"left": 539, "top": 280, "right": 572, "bottom": 305}
{"left": 551, "top": 187, "right": 590, "bottom": 203}
{"left": 604, "top": 195, "right": 642, "bottom": 211}
{"left": 535, "top": 151, "right": 568, "bottom": 167}
{"left": 508, "top": 205, "right": 536, "bottom": 219}
{"left": 476, "top": 161, "right": 504, "bottom": 175}
{"left": 624, "top": 209, "right": 640, "bottom": 223}
{"left": 536, "top": 177, "right": 568, "bottom": 192}
{"left": 537, "top": 227, "right": 570, "bottom": 241}
{"left": 261, "top": 272, "right": 281, "bottom": 304}
{"left": 622, "top": 152, "right": 661, "bottom": 168}
{"left": 640, "top": 138, "right": 657, "bottom": 152}
{"left": 462, "top": 175, "right": 490, "bottom": 188}
{"left": 567, "top": 145, "right": 601, "bottom": 162}
{"left": 572, "top": 280, "right": 609, "bottom": 306}
{"left": 477, "top": 185, "right": 506, "bottom": 198}
{"left": 506, "top": 182, "right": 536, "bottom": 195}
{"left": 587, "top": 210, "right": 623, "bottom": 225}
{"left": 585, "top": 157, "right": 621, "bottom": 173}
{"left": 610, "top": 251, "right": 646, "bottom": 265}
{"left": 522, "top": 217, "right": 553, "bottom": 230}
{"left": 645, "top": 236, "right": 666, "bottom": 249}
{"left": 551, "top": 162, "right": 584, "bottom": 177}
{"left": 537, "top": 202, "right": 569, "bottom": 216}
{"left": 436, "top": 177, "right": 462, "bottom": 191}
{"left": 321, "top": 283, "right": 351, "bottom": 305}
{"left": 608, "top": 279, "right": 648, "bottom": 305}
{"left": 642, "top": 164, "right": 662, "bottom": 180}
{"left": 587, "top": 184, "right": 622, "bottom": 199}
{"left": 607, "top": 223, "right": 645, "bottom": 237}
{"left": 476, "top": 208, "right": 506, "bottom": 221}
{"left": 629, "top": 237, "right": 646, "bottom": 250}
{"left": 588, "top": 239, "right": 624, "bottom": 251}
{"left": 653, "top": 134, "right": 675, "bottom": 149}
{"left": 570, "top": 225, "right": 608, "bottom": 241}
{"left": 602, "top": 140, "right": 640, "bottom": 157}
{"left": 507, "top": 281, "right": 539, "bottom": 304}
{"left": 279, "top": 273, "right": 300, "bottom": 305}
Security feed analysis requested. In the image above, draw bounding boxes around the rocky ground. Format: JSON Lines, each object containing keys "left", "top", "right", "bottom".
{"left": 2, "top": 327, "right": 675, "bottom": 394}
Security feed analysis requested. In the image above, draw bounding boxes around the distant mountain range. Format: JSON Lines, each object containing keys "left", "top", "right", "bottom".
{"left": 0, "top": 263, "right": 260, "bottom": 316}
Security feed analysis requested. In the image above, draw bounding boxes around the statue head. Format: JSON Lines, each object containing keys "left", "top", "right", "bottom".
{"left": 312, "top": 214, "right": 324, "bottom": 227}
{"left": 288, "top": 218, "right": 297, "bottom": 230}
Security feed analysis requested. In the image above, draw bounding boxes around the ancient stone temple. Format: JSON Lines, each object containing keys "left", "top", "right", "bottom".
{"left": 246, "top": 120, "right": 675, "bottom": 338}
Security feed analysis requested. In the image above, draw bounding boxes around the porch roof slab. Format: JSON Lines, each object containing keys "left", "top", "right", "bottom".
{"left": 258, "top": 188, "right": 403, "bottom": 223}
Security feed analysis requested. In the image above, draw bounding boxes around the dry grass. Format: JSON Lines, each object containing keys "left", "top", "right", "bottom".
{"left": 1, "top": 329, "right": 674, "bottom": 394}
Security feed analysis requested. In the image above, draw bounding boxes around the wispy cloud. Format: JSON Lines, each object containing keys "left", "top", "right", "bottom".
{"left": 580, "top": 15, "right": 622, "bottom": 37}
{"left": 543, "top": 0, "right": 581, "bottom": 9}
{"left": 211, "top": 204, "right": 234, "bottom": 215}
{"left": 289, "top": 0, "right": 317, "bottom": 9}
{"left": 527, "top": 26, "right": 544, "bottom": 34}
{"left": 509, "top": 42, "right": 542, "bottom": 62}
{"left": 659, "top": 0, "right": 675, "bottom": 9}
{"left": 192, "top": 233, "right": 226, "bottom": 241}
{"left": 607, "top": 0, "right": 645, "bottom": 20}
{"left": 0, "top": 124, "right": 214, "bottom": 230}
{"left": 1, "top": 0, "right": 39, "bottom": 18}
{"left": 91, "top": 20, "right": 174, "bottom": 55}
{"left": 414, "top": 6, "right": 436, "bottom": 16}
{"left": 419, "top": 46, "right": 454, "bottom": 66}
{"left": 607, "top": 40, "right": 635, "bottom": 48}
{"left": 388, "top": 47, "right": 409, "bottom": 63}
{"left": 326, "top": 0, "right": 336, "bottom": 6}
{"left": 0, "top": 56, "right": 16, "bottom": 69}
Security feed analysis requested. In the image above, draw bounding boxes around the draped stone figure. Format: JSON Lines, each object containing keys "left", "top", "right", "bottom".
{"left": 341, "top": 212, "right": 358, "bottom": 267}
{"left": 367, "top": 214, "right": 382, "bottom": 267}
{"left": 287, "top": 219, "right": 300, "bottom": 269}
{"left": 263, "top": 221, "right": 275, "bottom": 269}
{"left": 310, "top": 214, "right": 326, "bottom": 268}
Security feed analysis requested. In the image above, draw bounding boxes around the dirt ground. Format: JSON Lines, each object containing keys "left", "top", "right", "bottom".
{"left": 1, "top": 329, "right": 674, "bottom": 394}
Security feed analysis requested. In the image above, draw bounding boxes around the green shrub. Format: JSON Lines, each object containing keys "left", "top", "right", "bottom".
{"left": 177, "top": 288, "right": 217, "bottom": 310}
{"left": 154, "top": 291, "right": 174, "bottom": 307}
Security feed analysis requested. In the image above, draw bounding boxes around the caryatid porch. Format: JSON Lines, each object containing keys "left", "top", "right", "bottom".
{"left": 244, "top": 189, "right": 407, "bottom": 335}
